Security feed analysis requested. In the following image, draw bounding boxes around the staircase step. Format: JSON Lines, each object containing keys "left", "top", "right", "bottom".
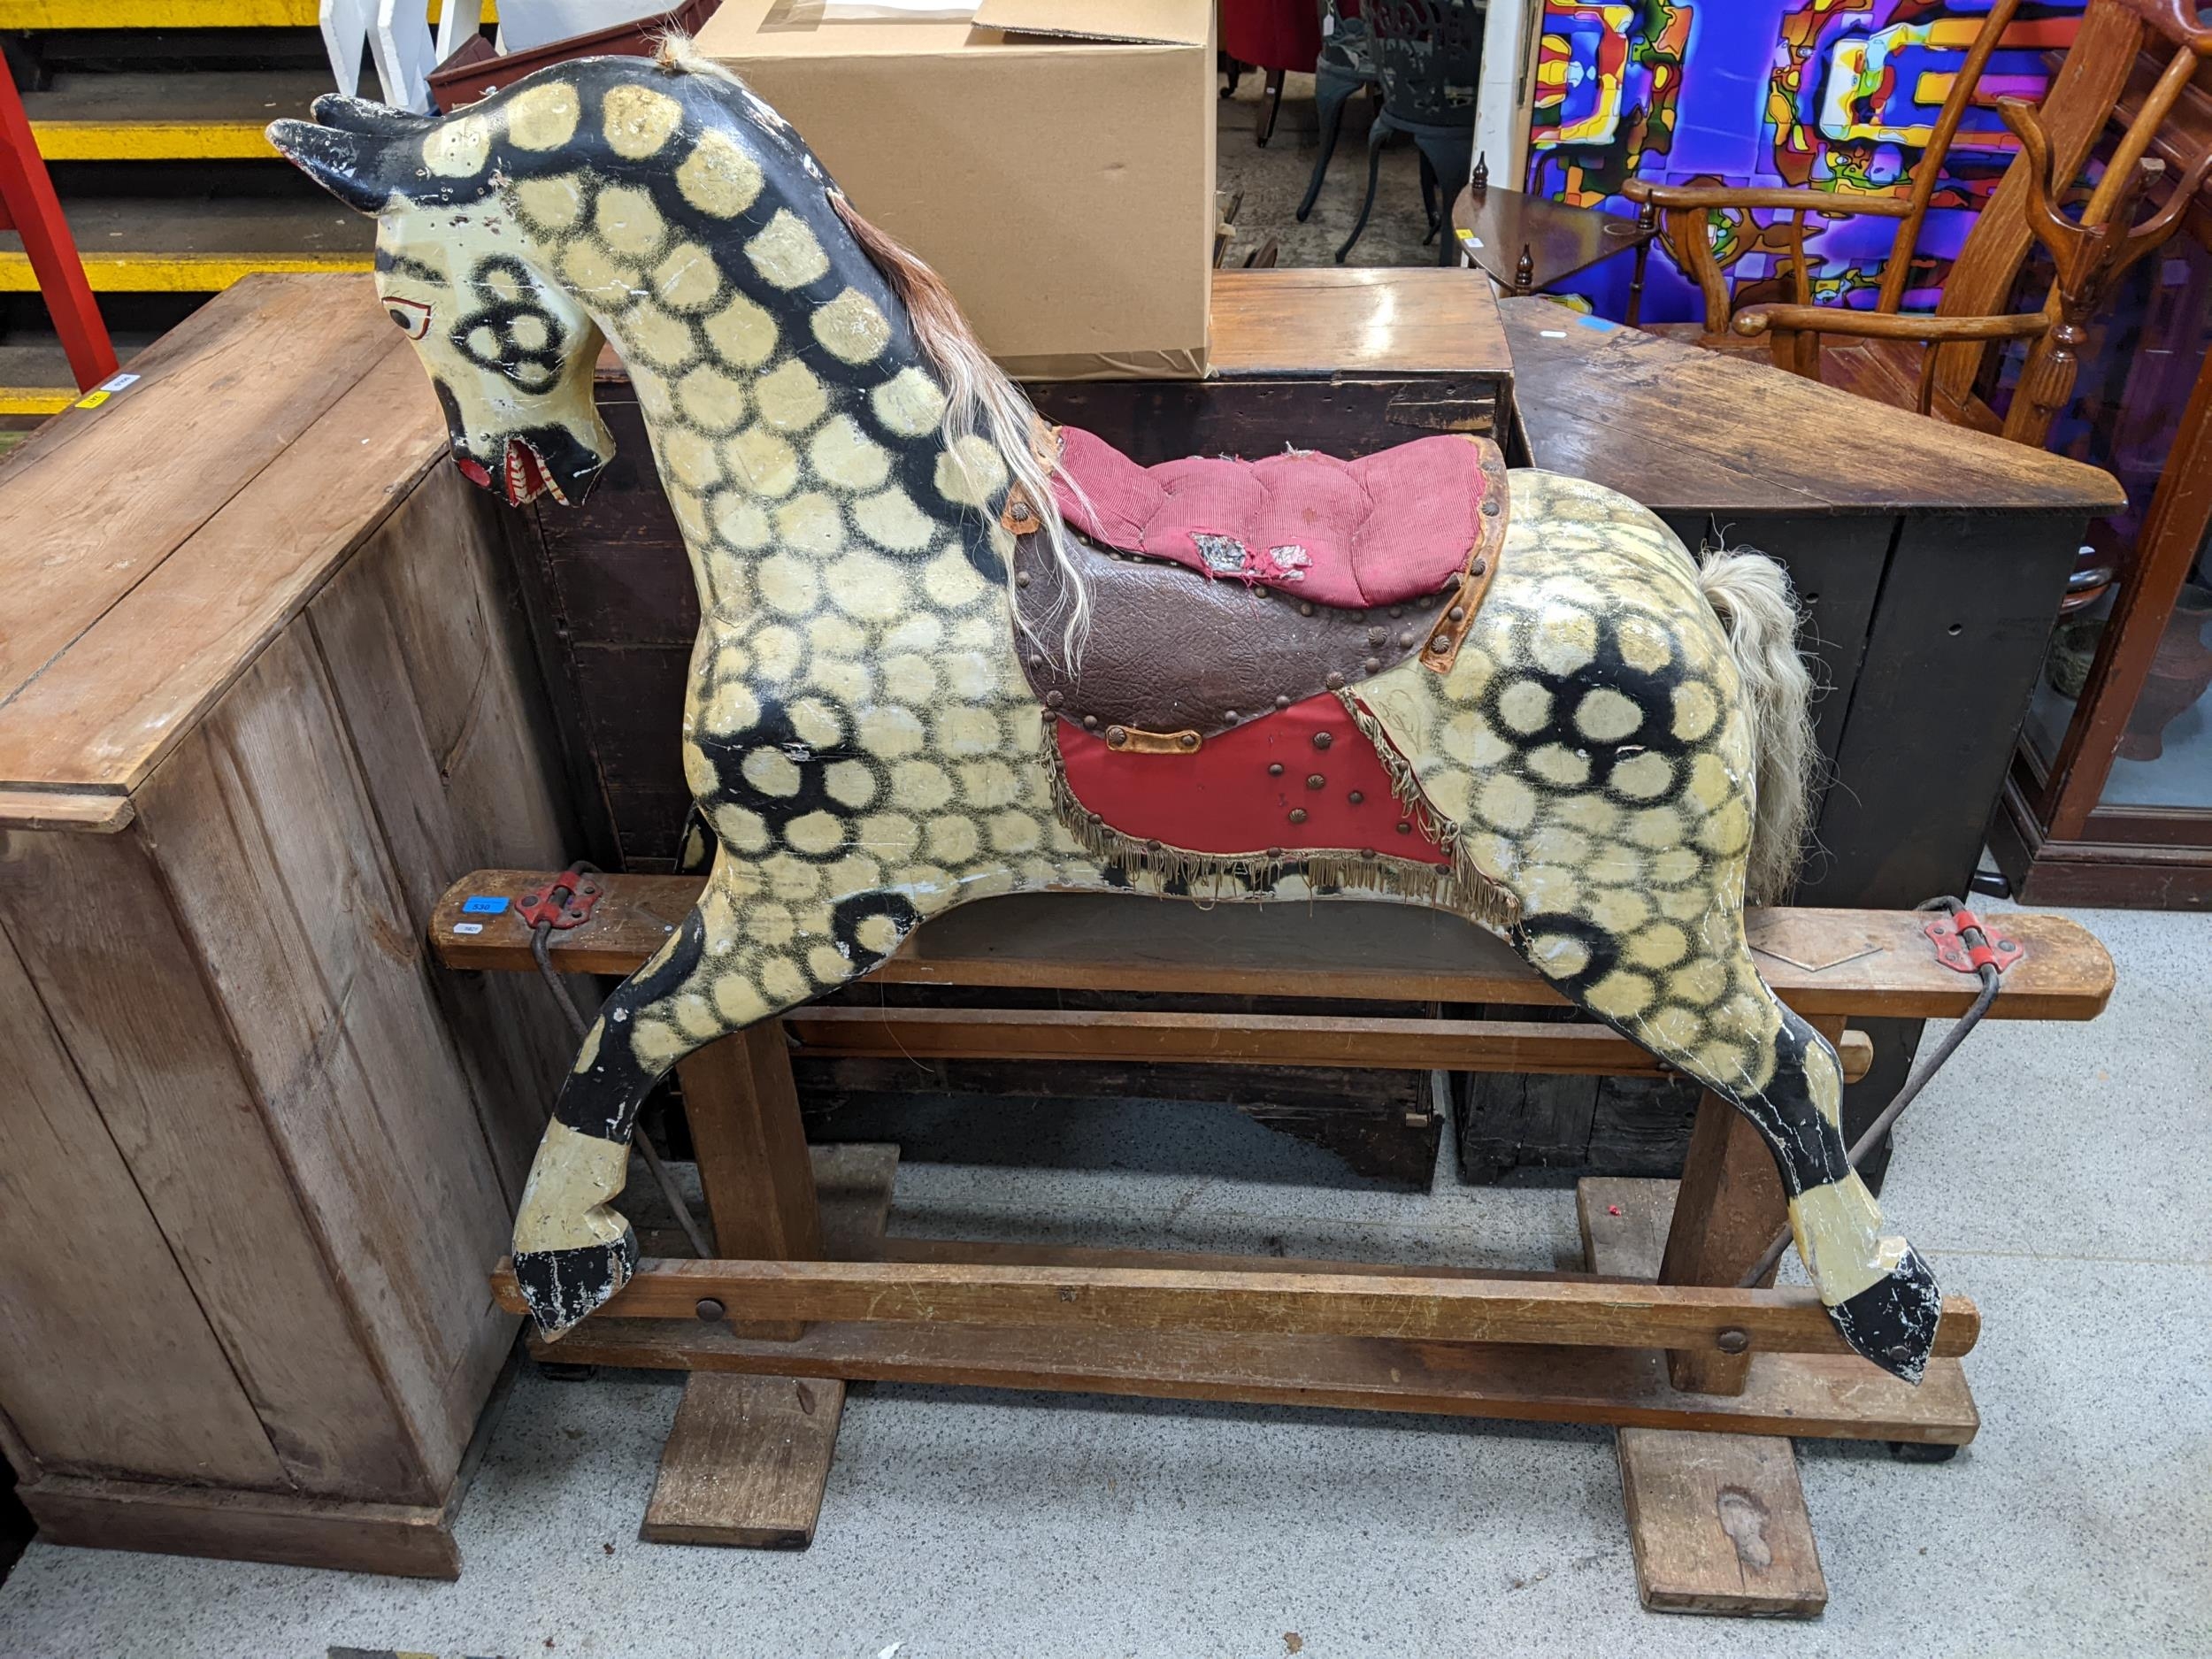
{"left": 0, "top": 195, "right": 372, "bottom": 292}
{"left": 27, "top": 70, "right": 332, "bottom": 160}
{"left": 0, "top": 335, "right": 161, "bottom": 419}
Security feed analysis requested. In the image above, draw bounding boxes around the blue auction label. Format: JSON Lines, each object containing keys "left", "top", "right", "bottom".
{"left": 462, "top": 895, "right": 511, "bottom": 914}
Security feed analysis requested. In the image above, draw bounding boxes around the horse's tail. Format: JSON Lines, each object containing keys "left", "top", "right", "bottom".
{"left": 1697, "top": 545, "right": 1816, "bottom": 904}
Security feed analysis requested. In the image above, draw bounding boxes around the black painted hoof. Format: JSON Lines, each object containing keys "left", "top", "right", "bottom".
{"left": 513, "top": 1231, "right": 638, "bottom": 1340}
{"left": 1830, "top": 1246, "right": 1942, "bottom": 1384}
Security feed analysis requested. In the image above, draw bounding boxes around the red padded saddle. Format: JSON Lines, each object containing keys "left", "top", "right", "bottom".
{"left": 1017, "top": 429, "right": 1515, "bottom": 919}
{"left": 1048, "top": 426, "right": 1496, "bottom": 611}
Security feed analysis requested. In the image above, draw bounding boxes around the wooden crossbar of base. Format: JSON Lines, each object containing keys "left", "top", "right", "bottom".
{"left": 437, "top": 870, "right": 2112, "bottom": 1617}
{"left": 493, "top": 1255, "right": 1979, "bottom": 1359}
{"left": 782, "top": 1004, "right": 1877, "bottom": 1079}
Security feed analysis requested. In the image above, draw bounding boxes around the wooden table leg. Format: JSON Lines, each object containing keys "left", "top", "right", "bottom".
{"left": 1582, "top": 1019, "right": 1845, "bottom": 1617}
{"left": 1627, "top": 212, "right": 1655, "bottom": 326}
{"left": 641, "top": 1018, "right": 841, "bottom": 1549}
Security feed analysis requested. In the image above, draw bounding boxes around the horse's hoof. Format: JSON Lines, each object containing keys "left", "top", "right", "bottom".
{"left": 513, "top": 1231, "right": 638, "bottom": 1339}
{"left": 1830, "top": 1245, "right": 1942, "bottom": 1384}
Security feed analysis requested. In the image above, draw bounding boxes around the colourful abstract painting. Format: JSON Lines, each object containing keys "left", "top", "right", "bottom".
{"left": 1526, "top": 0, "right": 2085, "bottom": 321}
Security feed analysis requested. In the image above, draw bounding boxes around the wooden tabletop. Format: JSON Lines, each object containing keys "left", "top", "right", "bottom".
{"left": 1450, "top": 186, "right": 1653, "bottom": 291}
{"left": 1207, "top": 265, "right": 1513, "bottom": 380}
{"left": 595, "top": 266, "right": 1517, "bottom": 388}
{"left": 0, "top": 273, "right": 445, "bottom": 827}
{"left": 1503, "top": 299, "right": 2127, "bottom": 517}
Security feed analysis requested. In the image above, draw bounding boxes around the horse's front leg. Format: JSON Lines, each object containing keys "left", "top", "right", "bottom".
{"left": 510, "top": 850, "right": 922, "bottom": 1336}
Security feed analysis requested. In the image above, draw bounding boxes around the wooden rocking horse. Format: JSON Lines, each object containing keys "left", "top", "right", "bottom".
{"left": 269, "top": 37, "right": 1944, "bottom": 1383}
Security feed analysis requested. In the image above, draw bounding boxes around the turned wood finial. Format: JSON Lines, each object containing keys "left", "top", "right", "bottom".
{"left": 1515, "top": 244, "right": 1535, "bottom": 292}
{"left": 1471, "top": 151, "right": 1488, "bottom": 194}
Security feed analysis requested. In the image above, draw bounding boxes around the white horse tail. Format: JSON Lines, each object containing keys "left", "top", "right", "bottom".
{"left": 1696, "top": 545, "right": 1816, "bottom": 904}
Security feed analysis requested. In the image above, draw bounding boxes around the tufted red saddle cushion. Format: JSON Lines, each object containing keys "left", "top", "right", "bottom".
{"left": 1048, "top": 426, "right": 1491, "bottom": 611}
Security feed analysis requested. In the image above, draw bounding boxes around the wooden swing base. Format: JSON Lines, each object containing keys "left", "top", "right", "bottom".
{"left": 439, "top": 873, "right": 2113, "bottom": 1617}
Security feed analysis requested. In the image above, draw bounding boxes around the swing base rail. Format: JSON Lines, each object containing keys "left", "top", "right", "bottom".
{"left": 491, "top": 1152, "right": 1979, "bottom": 1448}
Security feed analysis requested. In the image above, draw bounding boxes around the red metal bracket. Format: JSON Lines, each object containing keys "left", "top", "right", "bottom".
{"left": 518, "top": 865, "right": 603, "bottom": 931}
{"left": 1924, "top": 908, "right": 2025, "bottom": 975}
{"left": 0, "top": 73, "right": 118, "bottom": 392}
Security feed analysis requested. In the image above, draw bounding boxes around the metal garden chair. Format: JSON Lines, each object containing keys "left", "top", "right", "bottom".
{"left": 1336, "top": 0, "right": 1486, "bottom": 265}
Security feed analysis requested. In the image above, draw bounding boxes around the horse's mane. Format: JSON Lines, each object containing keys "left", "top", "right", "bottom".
{"left": 652, "top": 30, "right": 1089, "bottom": 666}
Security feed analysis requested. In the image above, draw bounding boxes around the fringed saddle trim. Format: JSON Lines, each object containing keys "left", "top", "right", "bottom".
{"left": 1333, "top": 687, "right": 1523, "bottom": 933}
{"left": 1041, "top": 709, "right": 1523, "bottom": 933}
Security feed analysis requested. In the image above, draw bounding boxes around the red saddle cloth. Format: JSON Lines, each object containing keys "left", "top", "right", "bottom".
{"left": 1048, "top": 426, "right": 1490, "bottom": 611}
{"left": 1056, "top": 690, "right": 1450, "bottom": 868}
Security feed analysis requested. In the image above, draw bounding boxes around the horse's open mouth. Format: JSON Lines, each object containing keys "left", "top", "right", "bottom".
{"left": 456, "top": 438, "right": 569, "bottom": 508}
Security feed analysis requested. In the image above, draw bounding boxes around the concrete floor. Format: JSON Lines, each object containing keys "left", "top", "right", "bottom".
{"left": 0, "top": 897, "right": 2204, "bottom": 1655}
{"left": 3, "top": 80, "right": 2208, "bottom": 1659}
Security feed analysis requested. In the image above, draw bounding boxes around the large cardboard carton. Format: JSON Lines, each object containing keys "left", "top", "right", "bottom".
{"left": 696, "top": 0, "right": 1215, "bottom": 379}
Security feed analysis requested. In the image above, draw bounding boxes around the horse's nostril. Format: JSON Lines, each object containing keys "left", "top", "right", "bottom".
{"left": 456, "top": 456, "right": 493, "bottom": 488}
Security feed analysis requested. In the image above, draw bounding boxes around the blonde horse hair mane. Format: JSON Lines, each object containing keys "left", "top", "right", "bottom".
{"left": 652, "top": 27, "right": 1089, "bottom": 664}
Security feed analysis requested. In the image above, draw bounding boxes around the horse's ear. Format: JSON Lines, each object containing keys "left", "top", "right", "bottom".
{"left": 310, "top": 93, "right": 435, "bottom": 138}
{"left": 266, "top": 119, "right": 402, "bottom": 214}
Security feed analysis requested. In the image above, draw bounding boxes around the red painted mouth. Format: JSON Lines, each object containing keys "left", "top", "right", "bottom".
{"left": 456, "top": 440, "right": 568, "bottom": 508}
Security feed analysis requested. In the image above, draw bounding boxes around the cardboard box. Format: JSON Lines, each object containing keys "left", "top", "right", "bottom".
{"left": 696, "top": 0, "right": 1214, "bottom": 379}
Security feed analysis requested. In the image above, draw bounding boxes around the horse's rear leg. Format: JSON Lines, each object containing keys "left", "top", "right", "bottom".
{"left": 1525, "top": 913, "right": 1941, "bottom": 1380}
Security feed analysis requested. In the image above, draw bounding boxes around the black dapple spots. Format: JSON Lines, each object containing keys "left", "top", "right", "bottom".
{"left": 553, "top": 905, "right": 711, "bottom": 1141}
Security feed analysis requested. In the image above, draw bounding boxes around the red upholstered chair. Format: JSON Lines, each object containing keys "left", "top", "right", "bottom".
{"left": 1221, "top": 0, "right": 1324, "bottom": 146}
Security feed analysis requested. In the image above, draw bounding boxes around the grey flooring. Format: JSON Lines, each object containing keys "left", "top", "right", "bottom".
{"left": 2, "top": 81, "right": 2208, "bottom": 1659}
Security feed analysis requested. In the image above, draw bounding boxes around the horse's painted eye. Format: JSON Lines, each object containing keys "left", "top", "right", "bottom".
{"left": 385, "top": 298, "right": 433, "bottom": 340}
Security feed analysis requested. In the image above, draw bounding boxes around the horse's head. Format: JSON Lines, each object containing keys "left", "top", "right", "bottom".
{"left": 267, "top": 93, "right": 613, "bottom": 508}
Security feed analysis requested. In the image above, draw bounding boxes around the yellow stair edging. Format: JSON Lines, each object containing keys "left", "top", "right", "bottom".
{"left": 0, "top": 251, "right": 373, "bottom": 292}
{"left": 0, "top": 1, "right": 491, "bottom": 24}
{"left": 33, "top": 120, "right": 281, "bottom": 161}
{"left": 0, "top": 388, "right": 76, "bottom": 417}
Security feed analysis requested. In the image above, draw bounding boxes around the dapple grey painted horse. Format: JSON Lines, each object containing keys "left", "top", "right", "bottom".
{"left": 270, "top": 37, "right": 1943, "bottom": 1381}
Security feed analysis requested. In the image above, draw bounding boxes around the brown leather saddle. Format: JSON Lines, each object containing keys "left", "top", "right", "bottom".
{"left": 1010, "top": 428, "right": 1509, "bottom": 750}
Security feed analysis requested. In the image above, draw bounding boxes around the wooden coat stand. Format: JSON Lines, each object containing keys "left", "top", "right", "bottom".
{"left": 437, "top": 876, "right": 2111, "bottom": 1616}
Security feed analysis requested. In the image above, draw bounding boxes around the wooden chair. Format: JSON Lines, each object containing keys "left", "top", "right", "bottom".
{"left": 1624, "top": 0, "right": 2212, "bottom": 449}
{"left": 1624, "top": 0, "right": 2023, "bottom": 358}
